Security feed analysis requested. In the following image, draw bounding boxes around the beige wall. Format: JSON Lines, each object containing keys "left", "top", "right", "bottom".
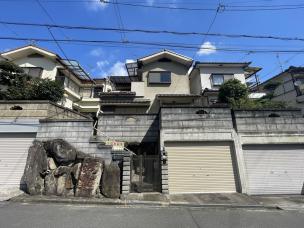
{"left": 13, "top": 56, "right": 60, "bottom": 80}
{"left": 189, "top": 69, "right": 202, "bottom": 95}
{"left": 138, "top": 61, "right": 190, "bottom": 113}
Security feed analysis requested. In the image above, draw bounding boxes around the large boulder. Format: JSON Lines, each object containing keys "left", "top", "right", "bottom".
{"left": 101, "top": 162, "right": 121, "bottom": 199}
{"left": 44, "top": 170, "right": 57, "bottom": 195}
{"left": 44, "top": 139, "right": 77, "bottom": 165}
{"left": 75, "top": 157, "right": 104, "bottom": 197}
{"left": 23, "top": 141, "right": 48, "bottom": 195}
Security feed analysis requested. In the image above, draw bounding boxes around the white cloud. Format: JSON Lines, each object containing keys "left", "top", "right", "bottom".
{"left": 94, "top": 59, "right": 135, "bottom": 77}
{"left": 90, "top": 48, "right": 104, "bottom": 57}
{"left": 85, "top": 1, "right": 108, "bottom": 11}
{"left": 96, "top": 60, "right": 109, "bottom": 68}
{"left": 197, "top": 41, "right": 217, "bottom": 56}
{"left": 108, "top": 61, "right": 128, "bottom": 76}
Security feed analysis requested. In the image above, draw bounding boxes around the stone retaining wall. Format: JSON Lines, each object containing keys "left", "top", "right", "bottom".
{"left": 36, "top": 119, "right": 112, "bottom": 163}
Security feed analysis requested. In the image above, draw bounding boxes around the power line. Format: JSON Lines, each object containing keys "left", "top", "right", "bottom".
{"left": 3, "top": 0, "right": 304, "bottom": 11}
{"left": 35, "top": 0, "right": 70, "bottom": 40}
{"left": 2, "top": 36, "right": 304, "bottom": 54}
{"left": 193, "top": 2, "right": 223, "bottom": 58}
{"left": 112, "top": 0, "right": 127, "bottom": 42}
{"left": 1, "top": 20, "right": 304, "bottom": 43}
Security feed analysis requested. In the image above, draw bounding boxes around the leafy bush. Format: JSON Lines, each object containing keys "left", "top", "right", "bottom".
{"left": 218, "top": 79, "right": 248, "bottom": 103}
{"left": 218, "top": 79, "right": 287, "bottom": 109}
{"left": 0, "top": 60, "right": 64, "bottom": 102}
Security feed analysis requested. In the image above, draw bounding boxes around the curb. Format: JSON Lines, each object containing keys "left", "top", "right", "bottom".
{"left": 8, "top": 197, "right": 279, "bottom": 210}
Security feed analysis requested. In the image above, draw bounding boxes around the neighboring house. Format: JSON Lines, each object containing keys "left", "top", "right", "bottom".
{"left": 189, "top": 62, "right": 261, "bottom": 105}
{"left": 259, "top": 66, "right": 304, "bottom": 114}
{"left": 102, "top": 50, "right": 200, "bottom": 114}
{"left": 0, "top": 45, "right": 113, "bottom": 115}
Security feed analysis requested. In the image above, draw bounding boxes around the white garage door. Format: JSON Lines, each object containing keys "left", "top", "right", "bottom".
{"left": 166, "top": 142, "right": 238, "bottom": 194}
{"left": 243, "top": 144, "right": 304, "bottom": 195}
{"left": 0, "top": 133, "right": 36, "bottom": 191}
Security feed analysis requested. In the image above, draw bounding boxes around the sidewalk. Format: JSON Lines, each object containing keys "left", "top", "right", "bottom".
{"left": 8, "top": 192, "right": 289, "bottom": 210}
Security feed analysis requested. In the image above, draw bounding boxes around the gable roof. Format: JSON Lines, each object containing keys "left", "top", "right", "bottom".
{"left": 1, "top": 45, "right": 58, "bottom": 60}
{"left": 138, "top": 49, "right": 193, "bottom": 67}
{"left": 1, "top": 45, "right": 94, "bottom": 82}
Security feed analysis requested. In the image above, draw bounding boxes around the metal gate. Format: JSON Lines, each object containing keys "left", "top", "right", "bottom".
{"left": 130, "top": 155, "right": 161, "bottom": 193}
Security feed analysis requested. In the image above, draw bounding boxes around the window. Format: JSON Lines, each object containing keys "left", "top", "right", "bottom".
{"left": 22, "top": 67, "right": 43, "bottom": 78}
{"left": 93, "top": 86, "right": 104, "bottom": 98}
{"left": 148, "top": 71, "right": 171, "bottom": 84}
{"left": 211, "top": 74, "right": 224, "bottom": 86}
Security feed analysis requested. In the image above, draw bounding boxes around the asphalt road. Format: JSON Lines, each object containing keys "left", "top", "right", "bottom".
{"left": 0, "top": 202, "right": 304, "bottom": 228}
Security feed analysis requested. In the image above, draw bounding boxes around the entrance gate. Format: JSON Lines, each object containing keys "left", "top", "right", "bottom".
{"left": 130, "top": 155, "right": 161, "bottom": 193}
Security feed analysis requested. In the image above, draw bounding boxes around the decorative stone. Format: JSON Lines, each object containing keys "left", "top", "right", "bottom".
{"left": 75, "top": 157, "right": 104, "bottom": 197}
{"left": 54, "top": 166, "right": 71, "bottom": 177}
{"left": 44, "top": 139, "right": 77, "bottom": 165}
{"left": 44, "top": 170, "right": 57, "bottom": 195}
{"left": 101, "top": 162, "right": 121, "bottom": 199}
{"left": 56, "top": 174, "right": 66, "bottom": 196}
{"left": 47, "top": 157, "right": 57, "bottom": 170}
{"left": 71, "top": 163, "right": 82, "bottom": 180}
{"left": 22, "top": 141, "right": 48, "bottom": 195}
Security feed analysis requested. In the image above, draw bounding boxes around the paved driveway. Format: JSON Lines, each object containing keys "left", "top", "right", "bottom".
{"left": 0, "top": 202, "right": 304, "bottom": 228}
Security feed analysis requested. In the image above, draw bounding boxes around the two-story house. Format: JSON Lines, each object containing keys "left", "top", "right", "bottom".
{"left": 0, "top": 45, "right": 113, "bottom": 115}
{"left": 189, "top": 62, "right": 261, "bottom": 105}
{"left": 100, "top": 50, "right": 201, "bottom": 114}
{"left": 258, "top": 66, "right": 304, "bottom": 114}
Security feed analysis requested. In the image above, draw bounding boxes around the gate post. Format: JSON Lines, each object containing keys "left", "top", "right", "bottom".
{"left": 121, "top": 152, "right": 131, "bottom": 195}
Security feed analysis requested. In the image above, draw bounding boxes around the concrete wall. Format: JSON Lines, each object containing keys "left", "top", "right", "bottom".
{"left": 36, "top": 119, "right": 112, "bottom": 163}
{"left": 0, "top": 100, "right": 89, "bottom": 120}
{"left": 97, "top": 114, "right": 159, "bottom": 143}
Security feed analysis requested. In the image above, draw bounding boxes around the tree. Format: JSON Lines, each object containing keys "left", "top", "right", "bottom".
{"left": 0, "top": 60, "right": 64, "bottom": 102}
{"left": 218, "top": 79, "right": 287, "bottom": 109}
{"left": 218, "top": 79, "right": 248, "bottom": 103}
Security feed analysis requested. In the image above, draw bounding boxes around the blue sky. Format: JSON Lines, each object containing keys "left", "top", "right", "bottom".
{"left": 0, "top": 0, "right": 304, "bottom": 82}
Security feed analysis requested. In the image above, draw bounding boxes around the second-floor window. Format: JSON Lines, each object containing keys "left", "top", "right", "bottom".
{"left": 148, "top": 71, "right": 171, "bottom": 84}
{"left": 211, "top": 74, "right": 234, "bottom": 87}
{"left": 22, "top": 67, "right": 43, "bottom": 78}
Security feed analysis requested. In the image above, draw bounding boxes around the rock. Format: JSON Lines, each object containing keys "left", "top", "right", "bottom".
{"left": 44, "top": 139, "right": 77, "bottom": 165}
{"left": 44, "top": 170, "right": 57, "bottom": 195}
{"left": 75, "top": 157, "right": 104, "bottom": 197}
{"left": 47, "top": 157, "right": 57, "bottom": 170}
{"left": 54, "top": 166, "right": 71, "bottom": 177}
{"left": 22, "top": 141, "right": 48, "bottom": 195}
{"left": 56, "top": 174, "right": 66, "bottom": 196}
{"left": 76, "top": 150, "right": 90, "bottom": 160}
{"left": 101, "top": 163, "right": 121, "bottom": 199}
{"left": 71, "top": 163, "right": 82, "bottom": 181}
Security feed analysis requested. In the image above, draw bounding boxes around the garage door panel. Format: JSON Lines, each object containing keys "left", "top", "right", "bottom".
{"left": 243, "top": 144, "right": 304, "bottom": 195}
{"left": 166, "top": 142, "right": 238, "bottom": 194}
{"left": 0, "top": 134, "right": 35, "bottom": 190}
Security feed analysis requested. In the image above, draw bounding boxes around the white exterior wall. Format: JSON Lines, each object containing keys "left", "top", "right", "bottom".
{"left": 13, "top": 57, "right": 60, "bottom": 80}
{"left": 199, "top": 67, "right": 246, "bottom": 91}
